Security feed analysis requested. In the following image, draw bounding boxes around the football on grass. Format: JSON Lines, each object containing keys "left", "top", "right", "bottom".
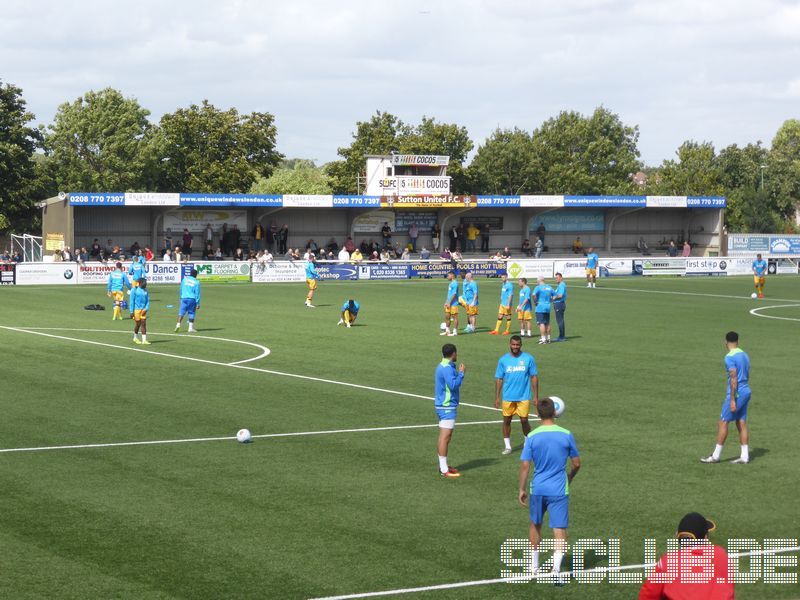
{"left": 236, "top": 429, "right": 252, "bottom": 443}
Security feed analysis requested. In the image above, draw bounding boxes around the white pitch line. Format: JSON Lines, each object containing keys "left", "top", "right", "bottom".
{"left": 597, "top": 286, "right": 800, "bottom": 303}
{"left": 0, "top": 420, "right": 503, "bottom": 454}
{"left": 309, "top": 545, "right": 800, "bottom": 600}
{"left": 749, "top": 304, "right": 800, "bottom": 322}
{"left": 0, "top": 326, "right": 500, "bottom": 413}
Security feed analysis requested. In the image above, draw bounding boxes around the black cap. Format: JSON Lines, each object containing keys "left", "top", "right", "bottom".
{"left": 677, "top": 512, "right": 716, "bottom": 539}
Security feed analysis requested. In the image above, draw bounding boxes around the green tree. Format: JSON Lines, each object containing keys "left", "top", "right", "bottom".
{"left": 155, "top": 100, "right": 282, "bottom": 193}
{"left": 0, "top": 80, "right": 43, "bottom": 231}
{"left": 726, "top": 187, "right": 781, "bottom": 233}
{"left": 716, "top": 142, "right": 768, "bottom": 192}
{"left": 250, "top": 160, "right": 332, "bottom": 195}
{"left": 648, "top": 141, "right": 723, "bottom": 196}
{"left": 531, "top": 107, "right": 641, "bottom": 194}
{"left": 326, "top": 111, "right": 473, "bottom": 193}
{"left": 466, "top": 127, "right": 539, "bottom": 195}
{"left": 47, "top": 88, "right": 154, "bottom": 192}
{"left": 766, "top": 119, "right": 800, "bottom": 220}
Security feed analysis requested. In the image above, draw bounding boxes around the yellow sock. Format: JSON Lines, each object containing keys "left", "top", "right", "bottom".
{"left": 344, "top": 310, "right": 351, "bottom": 322}
{"left": 505, "top": 320, "right": 511, "bottom": 333}
{"left": 113, "top": 306, "right": 119, "bottom": 319}
{"left": 494, "top": 319, "right": 502, "bottom": 332}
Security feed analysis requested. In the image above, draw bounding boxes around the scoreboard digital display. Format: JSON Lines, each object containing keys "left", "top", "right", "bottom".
{"left": 0, "top": 263, "right": 15, "bottom": 285}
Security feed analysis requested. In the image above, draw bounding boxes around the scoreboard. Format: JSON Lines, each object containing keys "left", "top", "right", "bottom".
{"left": 0, "top": 263, "right": 15, "bottom": 285}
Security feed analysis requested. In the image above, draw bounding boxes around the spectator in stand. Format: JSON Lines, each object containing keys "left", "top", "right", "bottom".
{"left": 325, "top": 249, "right": 335, "bottom": 261}
{"left": 408, "top": 223, "right": 419, "bottom": 252}
{"left": 379, "top": 248, "right": 390, "bottom": 261}
{"left": 130, "top": 241, "right": 141, "bottom": 256}
{"left": 53, "top": 249, "right": 63, "bottom": 262}
{"left": 252, "top": 223, "right": 264, "bottom": 251}
{"left": 448, "top": 225, "right": 458, "bottom": 252}
{"left": 203, "top": 242, "right": 214, "bottom": 260}
{"left": 536, "top": 222, "right": 546, "bottom": 246}
{"left": 638, "top": 237, "right": 650, "bottom": 255}
{"left": 182, "top": 229, "right": 193, "bottom": 259}
{"left": 521, "top": 239, "right": 533, "bottom": 257}
{"left": 401, "top": 247, "right": 411, "bottom": 260}
{"left": 420, "top": 247, "right": 431, "bottom": 260}
{"left": 481, "top": 223, "right": 491, "bottom": 252}
{"left": 440, "top": 247, "right": 452, "bottom": 260}
{"left": 231, "top": 225, "right": 241, "bottom": 252}
{"left": 307, "top": 238, "right": 318, "bottom": 252}
{"left": 393, "top": 243, "right": 404, "bottom": 259}
{"left": 233, "top": 247, "right": 245, "bottom": 261}
{"left": 370, "top": 239, "right": 380, "bottom": 254}
{"left": 456, "top": 224, "right": 465, "bottom": 251}
{"left": 369, "top": 251, "right": 380, "bottom": 261}
{"left": 351, "top": 248, "right": 363, "bottom": 261}
{"left": 466, "top": 222, "right": 480, "bottom": 252}
{"left": 285, "top": 247, "right": 296, "bottom": 260}
{"left": 214, "top": 247, "right": 223, "bottom": 260}
{"left": 164, "top": 229, "right": 173, "bottom": 253}
{"left": 381, "top": 222, "right": 392, "bottom": 248}
{"left": 431, "top": 223, "right": 441, "bottom": 252}
{"left": 572, "top": 236, "right": 583, "bottom": 254}
{"left": 90, "top": 239, "right": 102, "bottom": 259}
{"left": 104, "top": 239, "right": 114, "bottom": 259}
{"left": 344, "top": 236, "right": 355, "bottom": 253}
{"left": 174, "top": 245, "right": 183, "bottom": 263}
{"left": 667, "top": 239, "right": 678, "bottom": 257}
{"left": 500, "top": 246, "right": 512, "bottom": 259}
{"left": 0, "top": 249, "right": 10, "bottom": 262}
{"left": 327, "top": 237, "right": 339, "bottom": 254}
{"left": 162, "top": 248, "right": 173, "bottom": 262}
{"left": 144, "top": 246, "right": 154, "bottom": 262}
{"left": 269, "top": 222, "right": 279, "bottom": 253}
{"left": 111, "top": 245, "right": 122, "bottom": 260}
{"left": 62, "top": 246, "right": 73, "bottom": 261}
{"left": 221, "top": 223, "right": 229, "bottom": 254}
{"left": 12, "top": 251, "right": 23, "bottom": 262}
{"left": 278, "top": 224, "right": 289, "bottom": 254}
{"left": 205, "top": 223, "right": 214, "bottom": 248}
{"left": 316, "top": 248, "right": 326, "bottom": 260}
{"left": 338, "top": 247, "right": 350, "bottom": 262}
{"left": 451, "top": 248, "right": 463, "bottom": 263}
{"left": 248, "top": 250, "right": 257, "bottom": 261}
{"left": 534, "top": 237, "right": 543, "bottom": 258}
{"left": 682, "top": 240, "right": 691, "bottom": 257}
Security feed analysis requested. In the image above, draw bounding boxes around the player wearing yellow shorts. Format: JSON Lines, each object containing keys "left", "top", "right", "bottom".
{"left": 490, "top": 273, "right": 514, "bottom": 335}
{"left": 516, "top": 278, "right": 533, "bottom": 337}
{"left": 495, "top": 335, "right": 539, "bottom": 454}
{"left": 752, "top": 254, "right": 767, "bottom": 298}
{"left": 304, "top": 256, "right": 319, "bottom": 308}
{"left": 586, "top": 247, "right": 599, "bottom": 288}
{"left": 441, "top": 271, "right": 460, "bottom": 336}
{"left": 106, "top": 262, "right": 131, "bottom": 320}
{"left": 129, "top": 279, "right": 151, "bottom": 345}
{"left": 458, "top": 271, "right": 479, "bottom": 333}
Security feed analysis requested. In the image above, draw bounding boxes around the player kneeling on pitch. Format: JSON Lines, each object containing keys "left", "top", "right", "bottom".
{"left": 337, "top": 299, "right": 360, "bottom": 328}
{"left": 518, "top": 398, "right": 580, "bottom": 586}
{"left": 130, "top": 279, "right": 151, "bottom": 345}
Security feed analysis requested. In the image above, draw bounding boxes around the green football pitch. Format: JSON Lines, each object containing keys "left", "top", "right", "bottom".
{"left": 1, "top": 275, "right": 799, "bottom": 599}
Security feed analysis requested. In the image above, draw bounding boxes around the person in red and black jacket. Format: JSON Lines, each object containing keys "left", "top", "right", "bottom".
{"left": 639, "top": 512, "right": 734, "bottom": 600}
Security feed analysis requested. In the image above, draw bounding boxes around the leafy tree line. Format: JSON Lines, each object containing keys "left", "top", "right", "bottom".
{"left": 0, "top": 81, "right": 797, "bottom": 233}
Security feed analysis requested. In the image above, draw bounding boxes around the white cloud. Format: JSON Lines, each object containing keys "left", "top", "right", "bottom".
{"left": 0, "top": 0, "right": 797, "bottom": 167}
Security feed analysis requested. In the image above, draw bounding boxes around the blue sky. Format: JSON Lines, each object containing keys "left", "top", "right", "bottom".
{"left": 3, "top": 0, "right": 799, "bottom": 166}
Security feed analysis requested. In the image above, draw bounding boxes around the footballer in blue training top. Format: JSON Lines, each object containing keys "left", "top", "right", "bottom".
{"left": 441, "top": 271, "right": 460, "bottom": 337}
{"left": 495, "top": 335, "right": 539, "bottom": 454}
{"left": 702, "top": 331, "right": 752, "bottom": 464}
{"left": 532, "top": 276, "right": 554, "bottom": 344}
{"left": 752, "top": 253, "right": 767, "bottom": 298}
{"left": 176, "top": 268, "right": 201, "bottom": 333}
{"left": 490, "top": 274, "right": 515, "bottom": 335}
{"left": 434, "top": 343, "right": 466, "bottom": 478}
{"left": 585, "top": 247, "right": 599, "bottom": 288}
{"left": 518, "top": 398, "right": 580, "bottom": 583}
{"left": 516, "top": 278, "right": 533, "bottom": 337}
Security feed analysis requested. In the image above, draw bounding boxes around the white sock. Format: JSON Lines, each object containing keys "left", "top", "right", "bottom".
{"left": 547, "top": 335, "right": 551, "bottom": 341}
{"left": 338, "top": 319, "right": 343, "bottom": 325}
{"left": 438, "top": 455, "right": 448, "bottom": 474}
{"left": 712, "top": 444, "right": 724, "bottom": 460}
{"left": 133, "top": 334, "right": 138, "bottom": 341}
{"left": 503, "top": 437, "right": 512, "bottom": 450}
{"left": 741, "top": 444, "right": 749, "bottom": 461}
{"left": 142, "top": 334, "right": 147, "bottom": 342}
{"left": 531, "top": 550, "right": 540, "bottom": 573}
{"left": 553, "top": 551, "right": 564, "bottom": 573}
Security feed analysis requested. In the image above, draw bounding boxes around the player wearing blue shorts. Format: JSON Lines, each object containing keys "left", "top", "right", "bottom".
{"left": 532, "top": 276, "right": 554, "bottom": 345}
{"left": 752, "top": 253, "right": 767, "bottom": 298}
{"left": 129, "top": 279, "right": 151, "bottom": 345}
{"left": 441, "top": 271, "right": 460, "bottom": 337}
{"left": 518, "top": 398, "right": 580, "bottom": 584}
{"left": 702, "top": 331, "right": 751, "bottom": 464}
{"left": 586, "top": 248, "right": 599, "bottom": 288}
{"left": 176, "top": 268, "right": 201, "bottom": 333}
{"left": 338, "top": 299, "right": 360, "bottom": 328}
{"left": 434, "top": 343, "right": 466, "bottom": 478}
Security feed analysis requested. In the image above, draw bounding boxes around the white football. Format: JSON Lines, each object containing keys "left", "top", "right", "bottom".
{"left": 751, "top": 292, "right": 757, "bottom": 299}
{"left": 236, "top": 428, "right": 252, "bottom": 443}
{"left": 550, "top": 396, "right": 565, "bottom": 418}
{"left": 440, "top": 322, "right": 447, "bottom": 330}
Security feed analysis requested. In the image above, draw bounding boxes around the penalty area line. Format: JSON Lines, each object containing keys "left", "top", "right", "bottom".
{"left": 309, "top": 545, "right": 800, "bottom": 600}
{"left": 0, "top": 326, "right": 500, "bottom": 414}
{"left": 0, "top": 420, "right": 503, "bottom": 454}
